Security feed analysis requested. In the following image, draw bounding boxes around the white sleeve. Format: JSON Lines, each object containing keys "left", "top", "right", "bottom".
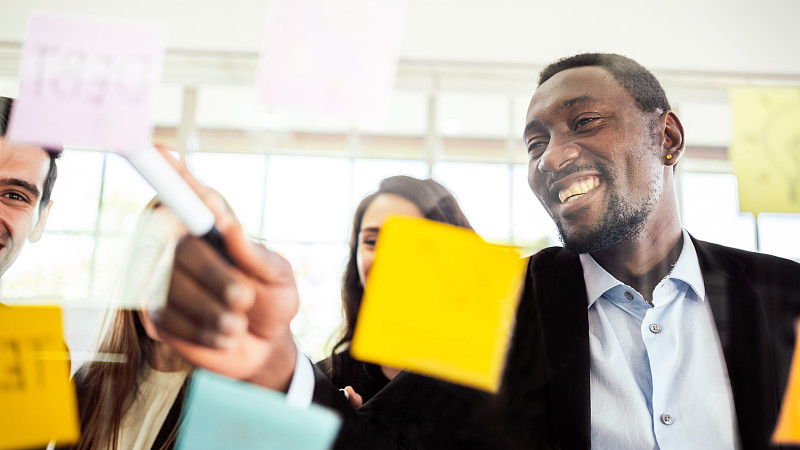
{"left": 284, "top": 340, "right": 315, "bottom": 407}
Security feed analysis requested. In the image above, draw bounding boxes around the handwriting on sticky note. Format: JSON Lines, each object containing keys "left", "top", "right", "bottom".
{"left": 28, "top": 48, "right": 153, "bottom": 106}
{"left": 0, "top": 306, "right": 80, "bottom": 449}
{"left": 1, "top": 336, "right": 59, "bottom": 390}
{"left": 177, "top": 369, "right": 341, "bottom": 450}
{"left": 7, "top": 13, "right": 165, "bottom": 153}
{"left": 350, "top": 215, "right": 527, "bottom": 392}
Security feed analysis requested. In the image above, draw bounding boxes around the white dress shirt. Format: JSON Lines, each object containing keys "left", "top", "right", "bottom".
{"left": 116, "top": 364, "right": 188, "bottom": 450}
{"left": 286, "top": 340, "right": 316, "bottom": 407}
{"left": 582, "top": 230, "right": 740, "bottom": 449}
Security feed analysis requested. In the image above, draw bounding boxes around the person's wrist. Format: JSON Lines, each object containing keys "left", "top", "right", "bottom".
{"left": 245, "top": 329, "right": 297, "bottom": 391}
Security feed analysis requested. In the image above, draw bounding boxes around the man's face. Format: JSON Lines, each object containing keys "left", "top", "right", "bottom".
{"left": 524, "top": 66, "right": 665, "bottom": 254}
{"left": 0, "top": 138, "right": 52, "bottom": 277}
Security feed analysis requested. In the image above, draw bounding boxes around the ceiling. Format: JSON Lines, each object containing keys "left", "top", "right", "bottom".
{"left": 1, "top": 0, "right": 799, "bottom": 76}
{"left": 0, "top": 0, "right": 797, "bottom": 150}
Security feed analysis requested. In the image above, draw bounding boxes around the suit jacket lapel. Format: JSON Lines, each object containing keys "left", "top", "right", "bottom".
{"left": 693, "top": 237, "right": 778, "bottom": 449}
{"left": 521, "top": 239, "right": 780, "bottom": 449}
{"left": 533, "top": 248, "right": 591, "bottom": 449}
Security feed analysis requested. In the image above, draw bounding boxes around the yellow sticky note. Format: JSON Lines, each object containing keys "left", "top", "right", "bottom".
{"left": 729, "top": 86, "right": 800, "bottom": 215}
{"left": 774, "top": 327, "right": 800, "bottom": 443}
{"left": 350, "top": 215, "right": 527, "bottom": 392}
{"left": 0, "top": 306, "right": 80, "bottom": 449}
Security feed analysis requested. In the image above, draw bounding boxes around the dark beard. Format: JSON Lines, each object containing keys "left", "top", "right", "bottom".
{"left": 555, "top": 179, "right": 659, "bottom": 254}
{"left": 551, "top": 122, "right": 663, "bottom": 254}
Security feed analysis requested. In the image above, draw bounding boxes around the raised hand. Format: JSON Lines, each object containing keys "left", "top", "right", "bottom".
{"left": 151, "top": 146, "right": 300, "bottom": 390}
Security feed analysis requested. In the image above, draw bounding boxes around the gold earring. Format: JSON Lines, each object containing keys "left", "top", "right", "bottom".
{"left": 666, "top": 154, "right": 672, "bottom": 160}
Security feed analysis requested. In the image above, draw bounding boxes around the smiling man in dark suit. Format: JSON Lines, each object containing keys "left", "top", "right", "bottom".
{"left": 155, "top": 54, "right": 800, "bottom": 449}
{"left": 504, "top": 53, "right": 800, "bottom": 449}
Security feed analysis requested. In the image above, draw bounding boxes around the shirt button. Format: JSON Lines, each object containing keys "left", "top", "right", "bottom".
{"left": 649, "top": 323, "right": 662, "bottom": 334}
{"left": 624, "top": 291, "right": 634, "bottom": 300}
{"left": 661, "top": 413, "right": 674, "bottom": 425}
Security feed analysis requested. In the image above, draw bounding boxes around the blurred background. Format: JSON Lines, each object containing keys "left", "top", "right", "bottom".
{"left": 1, "top": 0, "right": 799, "bottom": 367}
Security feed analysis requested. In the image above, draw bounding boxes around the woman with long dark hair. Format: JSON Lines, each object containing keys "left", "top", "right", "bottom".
{"left": 318, "top": 175, "right": 473, "bottom": 405}
{"left": 71, "top": 200, "right": 191, "bottom": 450}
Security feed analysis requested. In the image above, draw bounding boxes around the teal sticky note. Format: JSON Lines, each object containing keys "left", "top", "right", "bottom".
{"left": 176, "top": 369, "right": 342, "bottom": 450}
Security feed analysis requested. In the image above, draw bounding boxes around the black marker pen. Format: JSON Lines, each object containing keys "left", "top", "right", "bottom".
{"left": 125, "top": 146, "right": 233, "bottom": 264}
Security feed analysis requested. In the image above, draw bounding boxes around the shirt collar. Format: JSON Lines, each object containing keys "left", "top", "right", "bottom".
{"left": 580, "top": 253, "right": 622, "bottom": 309}
{"left": 579, "top": 229, "right": 706, "bottom": 309}
{"left": 668, "top": 229, "right": 706, "bottom": 301}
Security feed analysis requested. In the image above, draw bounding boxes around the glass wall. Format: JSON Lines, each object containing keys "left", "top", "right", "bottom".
{"left": 2, "top": 75, "right": 799, "bottom": 367}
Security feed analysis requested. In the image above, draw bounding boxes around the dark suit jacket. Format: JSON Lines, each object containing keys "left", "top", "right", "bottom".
{"left": 314, "top": 238, "right": 800, "bottom": 450}
{"left": 316, "top": 350, "right": 391, "bottom": 405}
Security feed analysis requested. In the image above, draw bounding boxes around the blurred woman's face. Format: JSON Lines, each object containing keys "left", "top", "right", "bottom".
{"left": 356, "top": 193, "right": 424, "bottom": 286}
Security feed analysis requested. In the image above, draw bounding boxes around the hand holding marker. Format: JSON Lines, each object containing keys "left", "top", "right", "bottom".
{"left": 124, "top": 145, "right": 233, "bottom": 264}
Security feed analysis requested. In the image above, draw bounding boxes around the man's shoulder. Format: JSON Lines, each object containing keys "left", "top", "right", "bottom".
{"left": 693, "top": 238, "right": 800, "bottom": 322}
{"left": 693, "top": 238, "right": 800, "bottom": 270}
{"left": 692, "top": 238, "right": 800, "bottom": 286}
{"left": 528, "top": 246, "right": 578, "bottom": 267}
{"left": 525, "top": 246, "right": 583, "bottom": 284}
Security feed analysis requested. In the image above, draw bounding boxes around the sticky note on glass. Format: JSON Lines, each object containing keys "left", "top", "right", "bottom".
{"left": 773, "top": 326, "right": 800, "bottom": 443}
{"left": 7, "top": 13, "right": 165, "bottom": 152}
{"left": 729, "top": 86, "right": 800, "bottom": 214}
{"left": 350, "top": 215, "right": 527, "bottom": 392}
{"left": 176, "top": 369, "right": 341, "bottom": 450}
{"left": 0, "top": 306, "right": 79, "bottom": 449}
{"left": 256, "top": 0, "right": 406, "bottom": 122}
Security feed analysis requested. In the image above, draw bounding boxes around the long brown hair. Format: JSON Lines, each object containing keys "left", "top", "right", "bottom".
{"left": 71, "top": 200, "right": 187, "bottom": 450}
{"left": 333, "top": 175, "right": 473, "bottom": 356}
{"left": 73, "top": 310, "right": 165, "bottom": 449}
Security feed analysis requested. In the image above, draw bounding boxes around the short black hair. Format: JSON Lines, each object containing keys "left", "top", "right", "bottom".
{"left": 539, "top": 53, "right": 671, "bottom": 114}
{"left": 0, "top": 97, "right": 62, "bottom": 217}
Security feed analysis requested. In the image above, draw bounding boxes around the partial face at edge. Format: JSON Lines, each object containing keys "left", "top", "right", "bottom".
{"left": 0, "top": 138, "right": 51, "bottom": 277}
{"left": 356, "top": 193, "right": 424, "bottom": 286}
{"left": 524, "top": 66, "right": 665, "bottom": 253}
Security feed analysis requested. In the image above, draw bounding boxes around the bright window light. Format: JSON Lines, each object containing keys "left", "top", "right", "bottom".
{"left": 99, "top": 153, "right": 156, "bottom": 234}
{"left": 432, "top": 162, "right": 511, "bottom": 241}
{"left": 264, "top": 155, "right": 352, "bottom": 243}
{"left": 511, "top": 165, "right": 559, "bottom": 249}
{"left": 758, "top": 213, "right": 800, "bottom": 261}
{"left": 273, "top": 241, "right": 348, "bottom": 362}
{"left": 187, "top": 152, "right": 268, "bottom": 237}
{"left": 680, "top": 173, "right": 756, "bottom": 251}
{"left": 46, "top": 151, "right": 104, "bottom": 232}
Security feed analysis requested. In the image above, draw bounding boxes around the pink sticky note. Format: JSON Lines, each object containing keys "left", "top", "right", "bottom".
{"left": 256, "top": 0, "right": 406, "bottom": 122}
{"left": 7, "top": 13, "right": 165, "bottom": 154}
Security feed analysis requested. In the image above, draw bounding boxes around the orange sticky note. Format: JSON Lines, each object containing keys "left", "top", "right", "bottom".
{"left": 774, "top": 326, "right": 800, "bottom": 443}
{"left": 350, "top": 215, "right": 527, "bottom": 392}
{"left": 0, "top": 306, "right": 80, "bottom": 449}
